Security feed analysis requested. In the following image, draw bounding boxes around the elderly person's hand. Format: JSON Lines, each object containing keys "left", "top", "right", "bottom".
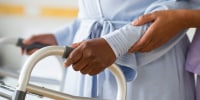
{"left": 22, "top": 34, "right": 57, "bottom": 55}
{"left": 128, "top": 10, "right": 191, "bottom": 53}
{"left": 64, "top": 38, "right": 116, "bottom": 76}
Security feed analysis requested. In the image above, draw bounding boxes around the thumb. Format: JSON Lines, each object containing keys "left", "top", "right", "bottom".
{"left": 64, "top": 46, "right": 82, "bottom": 67}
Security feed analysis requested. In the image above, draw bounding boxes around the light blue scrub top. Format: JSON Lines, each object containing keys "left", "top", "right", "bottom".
{"left": 54, "top": 0, "right": 195, "bottom": 100}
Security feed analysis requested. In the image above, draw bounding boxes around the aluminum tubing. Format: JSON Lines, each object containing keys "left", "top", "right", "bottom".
{"left": 14, "top": 46, "right": 126, "bottom": 100}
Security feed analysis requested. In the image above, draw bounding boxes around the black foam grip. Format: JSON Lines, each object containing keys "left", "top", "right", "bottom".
{"left": 12, "top": 90, "right": 26, "bottom": 100}
{"left": 62, "top": 46, "right": 74, "bottom": 58}
{"left": 16, "top": 38, "right": 48, "bottom": 51}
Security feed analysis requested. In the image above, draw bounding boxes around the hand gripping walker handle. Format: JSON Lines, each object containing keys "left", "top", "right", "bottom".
{"left": 13, "top": 46, "right": 73, "bottom": 100}
{"left": 13, "top": 46, "right": 126, "bottom": 100}
{"left": 16, "top": 38, "right": 49, "bottom": 51}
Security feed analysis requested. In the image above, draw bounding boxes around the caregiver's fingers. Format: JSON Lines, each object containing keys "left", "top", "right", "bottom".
{"left": 128, "top": 24, "right": 156, "bottom": 53}
{"left": 132, "top": 13, "right": 156, "bottom": 26}
{"left": 139, "top": 31, "right": 174, "bottom": 52}
{"left": 139, "top": 38, "right": 161, "bottom": 52}
{"left": 129, "top": 17, "right": 162, "bottom": 53}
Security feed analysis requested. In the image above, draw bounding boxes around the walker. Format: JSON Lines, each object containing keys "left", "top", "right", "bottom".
{"left": 0, "top": 37, "right": 68, "bottom": 90}
{"left": 0, "top": 37, "right": 127, "bottom": 100}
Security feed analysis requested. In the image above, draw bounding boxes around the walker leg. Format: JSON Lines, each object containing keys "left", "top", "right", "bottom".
{"left": 13, "top": 90, "right": 26, "bottom": 100}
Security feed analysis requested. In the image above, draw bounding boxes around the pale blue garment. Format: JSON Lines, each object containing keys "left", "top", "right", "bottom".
{"left": 53, "top": 0, "right": 195, "bottom": 100}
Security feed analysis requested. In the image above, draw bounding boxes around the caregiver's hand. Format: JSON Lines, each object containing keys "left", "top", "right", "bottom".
{"left": 128, "top": 10, "right": 190, "bottom": 53}
{"left": 64, "top": 38, "right": 116, "bottom": 76}
{"left": 22, "top": 33, "right": 57, "bottom": 55}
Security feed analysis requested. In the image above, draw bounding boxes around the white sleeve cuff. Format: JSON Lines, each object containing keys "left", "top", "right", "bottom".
{"left": 102, "top": 24, "right": 144, "bottom": 57}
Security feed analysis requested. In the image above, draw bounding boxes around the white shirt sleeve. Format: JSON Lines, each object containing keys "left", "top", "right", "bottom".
{"left": 102, "top": 24, "right": 145, "bottom": 57}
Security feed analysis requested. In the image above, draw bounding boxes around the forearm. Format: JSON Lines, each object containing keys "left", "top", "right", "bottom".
{"left": 103, "top": 1, "right": 191, "bottom": 57}
{"left": 186, "top": 10, "right": 200, "bottom": 28}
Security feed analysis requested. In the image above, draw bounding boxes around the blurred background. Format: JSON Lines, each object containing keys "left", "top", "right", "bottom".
{"left": 0, "top": 0, "right": 78, "bottom": 70}
{"left": 0, "top": 0, "right": 78, "bottom": 99}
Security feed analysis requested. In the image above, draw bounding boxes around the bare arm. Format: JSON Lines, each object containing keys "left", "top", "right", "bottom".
{"left": 129, "top": 10, "right": 200, "bottom": 53}
{"left": 187, "top": 10, "right": 200, "bottom": 27}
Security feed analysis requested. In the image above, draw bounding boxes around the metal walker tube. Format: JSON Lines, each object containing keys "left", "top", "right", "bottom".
{"left": 13, "top": 46, "right": 127, "bottom": 100}
{"left": 0, "top": 37, "right": 68, "bottom": 90}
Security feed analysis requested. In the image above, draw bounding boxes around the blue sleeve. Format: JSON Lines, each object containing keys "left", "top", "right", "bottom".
{"left": 102, "top": 1, "right": 190, "bottom": 58}
{"left": 53, "top": 19, "right": 80, "bottom": 46}
{"left": 102, "top": 1, "right": 193, "bottom": 82}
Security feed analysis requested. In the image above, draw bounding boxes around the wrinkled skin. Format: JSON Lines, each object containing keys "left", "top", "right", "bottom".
{"left": 64, "top": 38, "right": 116, "bottom": 76}
{"left": 128, "top": 10, "right": 191, "bottom": 53}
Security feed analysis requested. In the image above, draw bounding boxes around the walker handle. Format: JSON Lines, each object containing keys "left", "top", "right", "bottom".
{"left": 16, "top": 38, "right": 48, "bottom": 51}
{"left": 62, "top": 46, "right": 74, "bottom": 58}
{"left": 13, "top": 46, "right": 126, "bottom": 100}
